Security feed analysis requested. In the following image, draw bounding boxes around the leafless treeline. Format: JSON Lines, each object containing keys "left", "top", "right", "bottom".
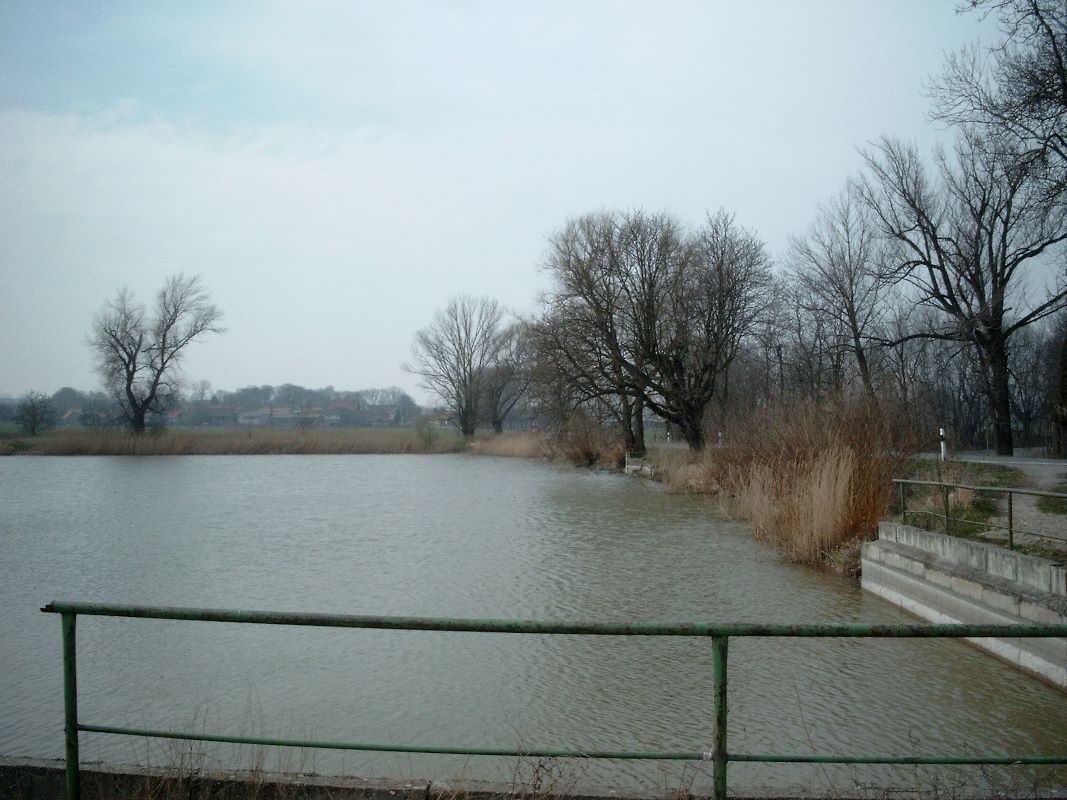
{"left": 408, "top": 0, "right": 1067, "bottom": 457}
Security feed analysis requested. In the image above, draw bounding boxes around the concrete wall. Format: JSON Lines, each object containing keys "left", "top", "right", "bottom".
{"left": 862, "top": 522, "right": 1067, "bottom": 688}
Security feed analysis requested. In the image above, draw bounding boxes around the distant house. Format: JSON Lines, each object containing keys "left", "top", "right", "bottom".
{"left": 330, "top": 400, "right": 365, "bottom": 426}
{"left": 327, "top": 401, "right": 402, "bottom": 427}
{"left": 236, "top": 406, "right": 325, "bottom": 427}
{"left": 193, "top": 404, "right": 236, "bottom": 426}
{"left": 237, "top": 408, "right": 270, "bottom": 426}
{"left": 237, "top": 406, "right": 295, "bottom": 426}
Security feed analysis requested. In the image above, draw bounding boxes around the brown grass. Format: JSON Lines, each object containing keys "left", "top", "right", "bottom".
{"left": 654, "top": 399, "right": 914, "bottom": 566}
{"left": 540, "top": 413, "right": 626, "bottom": 469}
{"left": 466, "top": 432, "right": 548, "bottom": 458}
{"left": 728, "top": 400, "right": 914, "bottom": 564}
{"left": 5, "top": 427, "right": 465, "bottom": 456}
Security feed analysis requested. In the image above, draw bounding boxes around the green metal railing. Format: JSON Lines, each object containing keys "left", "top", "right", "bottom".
{"left": 41, "top": 601, "right": 1067, "bottom": 800}
{"left": 894, "top": 478, "right": 1067, "bottom": 550}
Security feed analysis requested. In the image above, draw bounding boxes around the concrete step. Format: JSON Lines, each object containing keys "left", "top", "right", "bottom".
{"left": 862, "top": 524, "right": 1067, "bottom": 688}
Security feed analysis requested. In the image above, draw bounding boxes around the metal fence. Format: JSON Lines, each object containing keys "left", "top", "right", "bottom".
{"left": 41, "top": 601, "right": 1067, "bottom": 800}
{"left": 894, "top": 478, "right": 1067, "bottom": 550}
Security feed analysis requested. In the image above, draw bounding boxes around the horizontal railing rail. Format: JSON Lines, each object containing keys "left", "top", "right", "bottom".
{"left": 41, "top": 601, "right": 1067, "bottom": 800}
{"left": 893, "top": 478, "right": 1067, "bottom": 549}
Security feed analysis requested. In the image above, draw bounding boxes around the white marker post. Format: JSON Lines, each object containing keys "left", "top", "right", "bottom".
{"left": 939, "top": 427, "right": 947, "bottom": 461}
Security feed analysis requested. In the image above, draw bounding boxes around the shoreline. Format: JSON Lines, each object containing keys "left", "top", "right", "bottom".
{"left": 6, "top": 757, "right": 1062, "bottom": 800}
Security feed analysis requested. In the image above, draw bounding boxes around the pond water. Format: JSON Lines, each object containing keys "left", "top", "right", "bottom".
{"left": 1, "top": 454, "right": 1064, "bottom": 794}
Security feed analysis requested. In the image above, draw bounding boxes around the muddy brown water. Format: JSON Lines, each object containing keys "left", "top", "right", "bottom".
{"left": 1, "top": 454, "right": 1065, "bottom": 795}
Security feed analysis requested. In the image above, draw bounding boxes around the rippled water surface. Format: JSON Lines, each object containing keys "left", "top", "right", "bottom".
{"left": 1, "top": 454, "right": 1065, "bottom": 794}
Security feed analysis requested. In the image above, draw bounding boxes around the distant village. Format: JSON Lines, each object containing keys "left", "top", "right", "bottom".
{"left": 0, "top": 384, "right": 544, "bottom": 433}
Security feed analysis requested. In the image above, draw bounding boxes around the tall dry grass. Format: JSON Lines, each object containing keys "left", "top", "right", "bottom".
{"left": 522, "top": 411, "right": 626, "bottom": 469}
{"left": 719, "top": 399, "right": 914, "bottom": 565}
{"left": 652, "top": 399, "right": 914, "bottom": 565}
{"left": 466, "top": 431, "right": 548, "bottom": 458}
{"left": 13, "top": 427, "right": 465, "bottom": 456}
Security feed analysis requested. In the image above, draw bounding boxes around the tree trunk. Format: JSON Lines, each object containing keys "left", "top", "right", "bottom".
{"left": 1056, "top": 327, "right": 1067, "bottom": 457}
{"left": 852, "top": 331, "right": 877, "bottom": 408}
{"left": 985, "top": 339, "right": 1014, "bottom": 456}
{"left": 130, "top": 406, "right": 147, "bottom": 434}
{"left": 633, "top": 396, "right": 646, "bottom": 455}
{"left": 679, "top": 408, "right": 705, "bottom": 451}
{"left": 458, "top": 408, "right": 477, "bottom": 437}
{"left": 491, "top": 418, "right": 503, "bottom": 434}
{"left": 619, "top": 396, "right": 636, "bottom": 453}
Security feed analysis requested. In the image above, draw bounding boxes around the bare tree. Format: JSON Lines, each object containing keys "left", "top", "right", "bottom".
{"left": 537, "top": 213, "right": 650, "bottom": 451}
{"left": 930, "top": 0, "right": 1067, "bottom": 204}
{"left": 860, "top": 129, "right": 1067, "bottom": 454}
{"left": 89, "top": 274, "right": 224, "bottom": 433}
{"left": 404, "top": 296, "right": 504, "bottom": 436}
{"left": 481, "top": 323, "right": 533, "bottom": 433}
{"left": 15, "top": 391, "right": 56, "bottom": 436}
{"left": 538, "top": 209, "right": 772, "bottom": 451}
{"left": 1008, "top": 323, "right": 1055, "bottom": 445}
{"left": 624, "top": 210, "right": 772, "bottom": 450}
{"left": 787, "top": 184, "right": 886, "bottom": 405}
{"left": 192, "top": 379, "right": 213, "bottom": 403}
{"left": 1054, "top": 319, "right": 1067, "bottom": 454}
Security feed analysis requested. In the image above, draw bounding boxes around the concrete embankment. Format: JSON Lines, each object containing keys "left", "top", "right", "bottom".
{"left": 861, "top": 521, "right": 1067, "bottom": 688}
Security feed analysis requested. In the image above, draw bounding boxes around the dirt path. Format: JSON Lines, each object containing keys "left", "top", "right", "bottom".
{"left": 958, "top": 455, "right": 1067, "bottom": 556}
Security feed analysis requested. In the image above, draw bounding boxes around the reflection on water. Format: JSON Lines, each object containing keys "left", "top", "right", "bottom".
{"left": 1, "top": 454, "right": 1065, "bottom": 794}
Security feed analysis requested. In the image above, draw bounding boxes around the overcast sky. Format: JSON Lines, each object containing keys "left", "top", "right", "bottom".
{"left": 0, "top": 1, "right": 996, "bottom": 405}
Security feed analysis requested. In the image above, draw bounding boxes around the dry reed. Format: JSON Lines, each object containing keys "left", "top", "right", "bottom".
{"left": 466, "top": 432, "right": 548, "bottom": 458}
{"left": 719, "top": 399, "right": 913, "bottom": 565}
{"left": 11, "top": 427, "right": 465, "bottom": 456}
{"left": 651, "top": 398, "right": 913, "bottom": 566}
{"left": 540, "top": 414, "right": 626, "bottom": 469}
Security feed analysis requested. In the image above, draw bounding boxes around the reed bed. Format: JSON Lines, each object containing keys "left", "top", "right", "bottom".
{"left": 8, "top": 427, "right": 465, "bottom": 456}
{"left": 466, "top": 431, "right": 548, "bottom": 458}
{"left": 654, "top": 399, "right": 913, "bottom": 566}
{"left": 722, "top": 400, "right": 912, "bottom": 565}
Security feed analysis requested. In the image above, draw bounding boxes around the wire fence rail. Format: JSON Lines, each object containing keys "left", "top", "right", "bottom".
{"left": 41, "top": 601, "right": 1067, "bottom": 800}
{"left": 893, "top": 478, "right": 1067, "bottom": 550}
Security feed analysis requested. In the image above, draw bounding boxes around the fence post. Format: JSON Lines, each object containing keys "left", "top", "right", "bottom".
{"left": 947, "top": 482, "right": 956, "bottom": 539}
{"left": 899, "top": 482, "right": 907, "bottom": 525}
{"left": 712, "top": 636, "right": 729, "bottom": 800}
{"left": 61, "top": 612, "right": 80, "bottom": 800}
{"left": 1007, "top": 492, "right": 1014, "bottom": 551}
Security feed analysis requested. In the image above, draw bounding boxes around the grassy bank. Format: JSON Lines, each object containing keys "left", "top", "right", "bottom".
{"left": 1037, "top": 478, "right": 1067, "bottom": 515}
{"left": 891, "top": 458, "right": 1064, "bottom": 557}
{"left": 896, "top": 458, "right": 1031, "bottom": 534}
{"left": 0, "top": 427, "right": 467, "bottom": 456}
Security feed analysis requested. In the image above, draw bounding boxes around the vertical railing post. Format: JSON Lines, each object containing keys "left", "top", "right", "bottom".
{"left": 899, "top": 482, "right": 907, "bottom": 525}
{"left": 1007, "top": 492, "right": 1014, "bottom": 551}
{"left": 712, "top": 636, "right": 729, "bottom": 800}
{"left": 61, "top": 612, "right": 80, "bottom": 800}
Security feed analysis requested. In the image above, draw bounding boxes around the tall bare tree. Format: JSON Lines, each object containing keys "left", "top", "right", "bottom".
{"left": 930, "top": 0, "right": 1067, "bottom": 204}
{"left": 860, "top": 129, "right": 1067, "bottom": 454}
{"left": 537, "top": 213, "right": 647, "bottom": 451}
{"left": 481, "top": 323, "right": 533, "bottom": 433}
{"left": 404, "top": 295, "right": 504, "bottom": 436}
{"left": 624, "top": 210, "right": 772, "bottom": 449}
{"left": 539, "top": 209, "right": 771, "bottom": 451}
{"left": 787, "top": 185, "right": 885, "bottom": 405}
{"left": 89, "top": 274, "right": 224, "bottom": 433}
{"left": 15, "top": 391, "right": 56, "bottom": 436}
